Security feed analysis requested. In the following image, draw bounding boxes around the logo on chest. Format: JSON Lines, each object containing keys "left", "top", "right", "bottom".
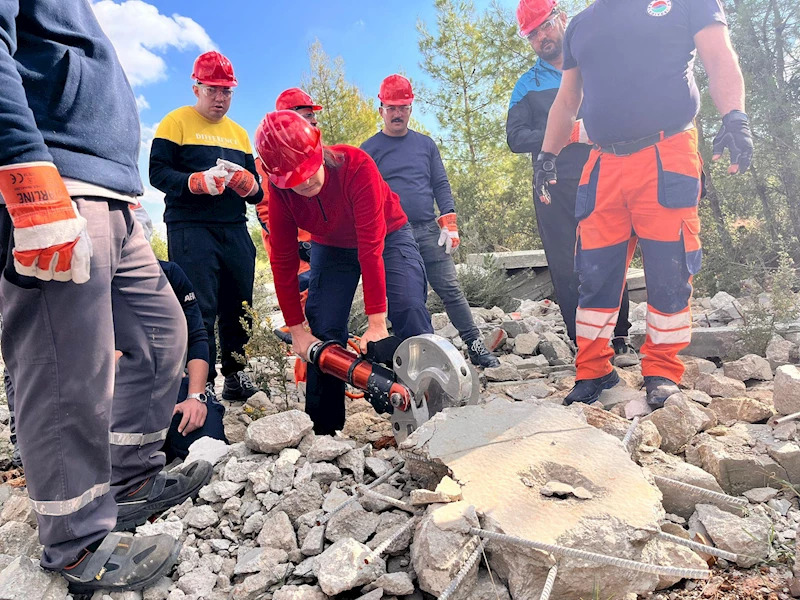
{"left": 647, "top": 0, "right": 672, "bottom": 17}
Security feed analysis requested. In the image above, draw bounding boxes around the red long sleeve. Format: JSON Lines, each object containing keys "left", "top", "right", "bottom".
{"left": 267, "top": 145, "right": 408, "bottom": 324}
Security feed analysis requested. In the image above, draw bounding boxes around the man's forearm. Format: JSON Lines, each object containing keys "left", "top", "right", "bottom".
{"left": 542, "top": 99, "right": 578, "bottom": 156}
{"left": 187, "top": 358, "right": 208, "bottom": 395}
{"left": 707, "top": 58, "right": 745, "bottom": 116}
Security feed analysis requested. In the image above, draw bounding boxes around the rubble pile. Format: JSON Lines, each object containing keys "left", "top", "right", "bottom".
{"left": 1, "top": 292, "right": 800, "bottom": 599}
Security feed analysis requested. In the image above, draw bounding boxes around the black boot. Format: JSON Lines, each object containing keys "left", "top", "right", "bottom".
{"left": 644, "top": 375, "right": 680, "bottom": 409}
{"left": 222, "top": 370, "right": 262, "bottom": 401}
{"left": 611, "top": 337, "right": 640, "bottom": 367}
{"left": 115, "top": 460, "right": 213, "bottom": 531}
{"left": 564, "top": 370, "right": 620, "bottom": 405}
{"left": 466, "top": 338, "right": 500, "bottom": 368}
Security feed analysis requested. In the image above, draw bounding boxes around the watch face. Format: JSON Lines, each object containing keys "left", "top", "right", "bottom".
{"left": 190, "top": 392, "right": 208, "bottom": 403}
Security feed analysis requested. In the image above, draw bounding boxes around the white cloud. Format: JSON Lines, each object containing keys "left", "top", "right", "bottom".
{"left": 91, "top": 0, "right": 215, "bottom": 88}
{"left": 135, "top": 94, "right": 150, "bottom": 112}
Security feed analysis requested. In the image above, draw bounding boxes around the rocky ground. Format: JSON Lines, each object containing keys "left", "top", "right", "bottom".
{"left": 0, "top": 292, "right": 799, "bottom": 599}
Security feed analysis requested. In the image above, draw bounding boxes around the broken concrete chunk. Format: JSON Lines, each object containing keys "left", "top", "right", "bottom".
{"left": 484, "top": 365, "right": 522, "bottom": 382}
{"left": 325, "top": 501, "right": 380, "bottom": 543}
{"left": 245, "top": 410, "right": 314, "bottom": 454}
{"left": 775, "top": 365, "right": 800, "bottom": 416}
{"left": 272, "top": 584, "right": 328, "bottom": 600}
{"left": 0, "top": 556, "right": 68, "bottom": 599}
{"left": 307, "top": 436, "right": 352, "bottom": 463}
{"left": 742, "top": 487, "right": 780, "bottom": 504}
{"left": 435, "top": 476, "right": 462, "bottom": 501}
{"left": 695, "top": 373, "right": 747, "bottom": 398}
{"left": 723, "top": 354, "right": 773, "bottom": 382}
{"left": 314, "top": 538, "right": 386, "bottom": 596}
{"left": 707, "top": 397, "right": 774, "bottom": 425}
{"left": 694, "top": 503, "right": 771, "bottom": 567}
{"left": 540, "top": 481, "right": 575, "bottom": 497}
{"left": 257, "top": 510, "right": 298, "bottom": 553}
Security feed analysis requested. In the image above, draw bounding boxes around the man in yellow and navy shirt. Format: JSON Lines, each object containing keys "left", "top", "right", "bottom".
{"left": 149, "top": 51, "right": 264, "bottom": 403}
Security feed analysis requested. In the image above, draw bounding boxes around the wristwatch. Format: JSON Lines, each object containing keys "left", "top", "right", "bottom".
{"left": 187, "top": 392, "right": 208, "bottom": 404}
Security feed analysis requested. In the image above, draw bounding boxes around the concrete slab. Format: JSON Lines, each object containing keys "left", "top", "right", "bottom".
{"left": 401, "top": 400, "right": 691, "bottom": 600}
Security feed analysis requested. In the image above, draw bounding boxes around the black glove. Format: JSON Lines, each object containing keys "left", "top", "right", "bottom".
{"left": 712, "top": 110, "right": 753, "bottom": 174}
{"left": 364, "top": 336, "right": 402, "bottom": 368}
{"left": 534, "top": 152, "right": 558, "bottom": 203}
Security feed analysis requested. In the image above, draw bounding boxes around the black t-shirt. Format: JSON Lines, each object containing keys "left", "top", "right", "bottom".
{"left": 563, "top": 0, "right": 727, "bottom": 146}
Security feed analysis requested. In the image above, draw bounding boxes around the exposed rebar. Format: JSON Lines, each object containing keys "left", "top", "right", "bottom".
{"left": 622, "top": 416, "right": 640, "bottom": 451}
{"left": 539, "top": 564, "right": 558, "bottom": 600}
{"left": 653, "top": 476, "right": 748, "bottom": 507}
{"left": 364, "top": 517, "right": 418, "bottom": 564}
{"left": 317, "top": 461, "right": 405, "bottom": 525}
{"left": 438, "top": 536, "right": 484, "bottom": 600}
{"left": 356, "top": 485, "right": 415, "bottom": 513}
{"left": 656, "top": 531, "right": 738, "bottom": 562}
{"left": 469, "top": 528, "right": 711, "bottom": 580}
{"left": 775, "top": 411, "right": 800, "bottom": 425}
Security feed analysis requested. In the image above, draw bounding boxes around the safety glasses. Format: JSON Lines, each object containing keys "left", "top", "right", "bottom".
{"left": 526, "top": 16, "right": 558, "bottom": 41}
{"left": 197, "top": 84, "right": 234, "bottom": 99}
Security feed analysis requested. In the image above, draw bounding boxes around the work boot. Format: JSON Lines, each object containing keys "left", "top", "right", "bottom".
{"left": 612, "top": 337, "right": 640, "bottom": 368}
{"left": 115, "top": 460, "right": 213, "bottom": 531}
{"left": 60, "top": 532, "right": 181, "bottom": 594}
{"left": 644, "top": 376, "right": 680, "bottom": 409}
{"left": 564, "top": 370, "right": 620, "bottom": 406}
{"left": 222, "top": 370, "right": 261, "bottom": 401}
{"left": 466, "top": 338, "right": 500, "bottom": 368}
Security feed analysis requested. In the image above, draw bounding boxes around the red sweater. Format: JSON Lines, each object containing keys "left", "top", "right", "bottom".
{"left": 266, "top": 145, "right": 409, "bottom": 327}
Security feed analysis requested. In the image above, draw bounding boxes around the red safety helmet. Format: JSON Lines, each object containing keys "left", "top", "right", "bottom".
{"left": 517, "top": 0, "right": 558, "bottom": 38}
{"left": 276, "top": 88, "right": 323, "bottom": 112}
{"left": 378, "top": 74, "right": 414, "bottom": 106}
{"left": 255, "top": 110, "right": 324, "bottom": 189}
{"left": 192, "top": 51, "right": 238, "bottom": 87}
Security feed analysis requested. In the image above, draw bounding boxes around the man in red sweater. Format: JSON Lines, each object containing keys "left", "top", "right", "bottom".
{"left": 256, "top": 110, "right": 433, "bottom": 434}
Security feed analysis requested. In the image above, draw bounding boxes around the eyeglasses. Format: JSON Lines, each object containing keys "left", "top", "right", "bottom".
{"left": 197, "top": 84, "right": 234, "bottom": 99}
{"left": 526, "top": 15, "right": 558, "bottom": 41}
{"left": 383, "top": 105, "right": 411, "bottom": 114}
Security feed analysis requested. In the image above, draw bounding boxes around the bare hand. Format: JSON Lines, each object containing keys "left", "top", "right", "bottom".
{"left": 359, "top": 322, "right": 390, "bottom": 353}
{"left": 173, "top": 399, "right": 208, "bottom": 436}
{"left": 291, "top": 328, "right": 321, "bottom": 362}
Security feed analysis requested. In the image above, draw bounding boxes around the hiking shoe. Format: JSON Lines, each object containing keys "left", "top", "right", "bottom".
{"left": 612, "top": 337, "right": 640, "bottom": 368}
{"left": 645, "top": 375, "right": 680, "bottom": 409}
{"left": 115, "top": 460, "right": 213, "bottom": 531}
{"left": 467, "top": 338, "right": 500, "bottom": 368}
{"left": 60, "top": 531, "right": 181, "bottom": 594}
{"left": 564, "top": 370, "right": 620, "bottom": 405}
{"left": 222, "top": 371, "right": 261, "bottom": 401}
{"left": 204, "top": 381, "right": 218, "bottom": 403}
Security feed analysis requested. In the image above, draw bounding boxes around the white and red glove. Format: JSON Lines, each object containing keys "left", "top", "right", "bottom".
{"left": 437, "top": 213, "right": 460, "bottom": 254}
{"left": 188, "top": 165, "right": 227, "bottom": 196}
{"left": 216, "top": 159, "right": 258, "bottom": 197}
{"left": 568, "top": 119, "right": 591, "bottom": 145}
{"left": 0, "top": 162, "right": 92, "bottom": 283}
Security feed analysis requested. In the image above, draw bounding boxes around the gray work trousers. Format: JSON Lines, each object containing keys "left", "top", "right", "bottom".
{"left": 0, "top": 198, "right": 187, "bottom": 569}
{"left": 411, "top": 220, "right": 480, "bottom": 343}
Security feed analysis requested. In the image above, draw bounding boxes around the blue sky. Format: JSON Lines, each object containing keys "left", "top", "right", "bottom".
{"left": 90, "top": 0, "right": 517, "bottom": 226}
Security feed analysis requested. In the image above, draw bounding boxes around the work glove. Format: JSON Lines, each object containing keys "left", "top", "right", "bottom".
{"left": 0, "top": 162, "right": 92, "bottom": 283}
{"left": 568, "top": 119, "right": 591, "bottom": 145}
{"left": 188, "top": 165, "right": 227, "bottom": 196}
{"left": 534, "top": 152, "right": 558, "bottom": 204}
{"left": 436, "top": 213, "right": 460, "bottom": 254}
{"left": 216, "top": 158, "right": 258, "bottom": 197}
{"left": 363, "top": 336, "right": 402, "bottom": 368}
{"left": 712, "top": 110, "right": 753, "bottom": 174}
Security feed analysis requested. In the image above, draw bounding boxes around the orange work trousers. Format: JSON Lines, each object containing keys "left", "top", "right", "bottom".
{"left": 574, "top": 128, "right": 702, "bottom": 384}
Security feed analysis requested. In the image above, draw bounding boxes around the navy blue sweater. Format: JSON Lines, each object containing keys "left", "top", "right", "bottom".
{"left": 0, "top": 0, "right": 143, "bottom": 195}
{"left": 361, "top": 130, "right": 455, "bottom": 223}
{"left": 160, "top": 260, "right": 208, "bottom": 365}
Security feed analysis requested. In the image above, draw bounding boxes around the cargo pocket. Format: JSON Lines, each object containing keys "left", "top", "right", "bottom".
{"left": 655, "top": 132, "right": 702, "bottom": 209}
{"left": 681, "top": 217, "right": 702, "bottom": 275}
{"left": 575, "top": 154, "right": 601, "bottom": 221}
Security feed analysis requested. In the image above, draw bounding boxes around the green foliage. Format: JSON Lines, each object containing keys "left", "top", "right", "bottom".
{"left": 249, "top": 225, "right": 269, "bottom": 272}
{"left": 150, "top": 231, "right": 168, "bottom": 261}
{"left": 234, "top": 270, "right": 293, "bottom": 407}
{"left": 737, "top": 252, "right": 799, "bottom": 355}
{"left": 427, "top": 256, "right": 521, "bottom": 314}
{"left": 301, "top": 40, "right": 380, "bottom": 146}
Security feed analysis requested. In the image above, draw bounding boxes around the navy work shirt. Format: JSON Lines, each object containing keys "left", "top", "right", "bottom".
{"left": 361, "top": 130, "right": 455, "bottom": 223}
{"left": 562, "top": 0, "right": 727, "bottom": 146}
